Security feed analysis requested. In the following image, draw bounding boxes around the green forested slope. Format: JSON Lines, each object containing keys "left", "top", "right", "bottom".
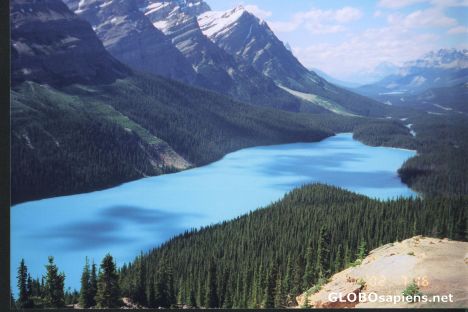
{"left": 12, "top": 75, "right": 339, "bottom": 204}
{"left": 119, "top": 184, "right": 467, "bottom": 308}
{"left": 353, "top": 113, "right": 468, "bottom": 197}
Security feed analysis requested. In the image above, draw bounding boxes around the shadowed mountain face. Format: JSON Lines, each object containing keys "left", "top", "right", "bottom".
{"left": 11, "top": 0, "right": 130, "bottom": 87}
{"left": 115, "top": 0, "right": 305, "bottom": 112}
{"left": 63, "top": 0, "right": 198, "bottom": 84}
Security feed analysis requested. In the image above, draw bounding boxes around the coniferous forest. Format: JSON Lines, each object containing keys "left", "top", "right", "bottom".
{"left": 9, "top": 0, "right": 468, "bottom": 310}
{"left": 13, "top": 184, "right": 467, "bottom": 309}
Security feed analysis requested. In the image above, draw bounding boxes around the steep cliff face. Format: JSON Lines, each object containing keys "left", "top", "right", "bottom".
{"left": 62, "top": 0, "right": 198, "bottom": 84}
{"left": 297, "top": 236, "right": 468, "bottom": 308}
{"left": 11, "top": 0, "right": 130, "bottom": 87}
{"left": 136, "top": 0, "right": 304, "bottom": 111}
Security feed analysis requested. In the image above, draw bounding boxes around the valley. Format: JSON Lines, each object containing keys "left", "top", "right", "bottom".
{"left": 9, "top": 0, "right": 467, "bottom": 310}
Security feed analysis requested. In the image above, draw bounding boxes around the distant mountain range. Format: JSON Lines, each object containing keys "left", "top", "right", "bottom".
{"left": 57, "top": 0, "right": 388, "bottom": 116}
{"left": 356, "top": 49, "right": 468, "bottom": 113}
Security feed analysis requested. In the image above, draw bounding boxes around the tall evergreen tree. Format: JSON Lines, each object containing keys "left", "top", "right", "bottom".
{"left": 79, "top": 257, "right": 91, "bottom": 308}
{"left": 189, "top": 289, "right": 197, "bottom": 308}
{"left": 89, "top": 261, "right": 98, "bottom": 307}
{"left": 96, "top": 254, "right": 120, "bottom": 308}
{"left": 133, "top": 254, "right": 147, "bottom": 306}
{"left": 43, "top": 256, "right": 65, "bottom": 308}
{"left": 356, "top": 240, "right": 367, "bottom": 261}
{"left": 263, "top": 261, "right": 278, "bottom": 308}
{"left": 274, "top": 272, "right": 285, "bottom": 308}
{"left": 17, "top": 259, "right": 32, "bottom": 308}
{"left": 147, "top": 275, "right": 156, "bottom": 308}
{"left": 315, "top": 226, "right": 331, "bottom": 279}
{"left": 303, "top": 239, "right": 315, "bottom": 289}
{"left": 205, "top": 261, "right": 219, "bottom": 308}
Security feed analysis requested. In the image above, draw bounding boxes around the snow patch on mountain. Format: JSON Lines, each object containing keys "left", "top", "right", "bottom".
{"left": 198, "top": 6, "right": 247, "bottom": 38}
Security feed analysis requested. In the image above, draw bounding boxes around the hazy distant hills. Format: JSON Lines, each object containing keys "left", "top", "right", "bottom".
{"left": 356, "top": 49, "right": 468, "bottom": 113}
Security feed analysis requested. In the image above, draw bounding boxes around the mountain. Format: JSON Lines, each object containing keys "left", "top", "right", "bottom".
{"left": 197, "top": 5, "right": 390, "bottom": 117}
{"left": 68, "top": 0, "right": 304, "bottom": 112}
{"left": 11, "top": 0, "right": 337, "bottom": 204}
{"left": 357, "top": 49, "right": 468, "bottom": 98}
{"left": 118, "top": 184, "right": 465, "bottom": 308}
{"left": 62, "top": 0, "right": 198, "bottom": 84}
{"left": 11, "top": 0, "right": 130, "bottom": 86}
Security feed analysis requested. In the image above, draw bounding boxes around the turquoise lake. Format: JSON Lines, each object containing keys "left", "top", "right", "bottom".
{"left": 11, "top": 133, "right": 417, "bottom": 291}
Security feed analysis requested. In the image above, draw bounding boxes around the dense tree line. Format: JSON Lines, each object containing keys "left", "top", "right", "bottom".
{"left": 354, "top": 113, "right": 468, "bottom": 197}
{"left": 117, "top": 184, "right": 466, "bottom": 308}
{"left": 14, "top": 184, "right": 466, "bottom": 309}
{"left": 14, "top": 254, "right": 121, "bottom": 309}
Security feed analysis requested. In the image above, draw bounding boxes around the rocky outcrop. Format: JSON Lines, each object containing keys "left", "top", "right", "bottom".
{"left": 11, "top": 0, "right": 130, "bottom": 87}
{"left": 297, "top": 236, "right": 468, "bottom": 308}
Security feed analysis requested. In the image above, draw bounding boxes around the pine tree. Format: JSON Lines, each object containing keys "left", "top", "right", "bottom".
{"left": 79, "top": 257, "right": 91, "bottom": 308}
{"left": 205, "top": 261, "right": 219, "bottom": 308}
{"left": 222, "top": 284, "right": 233, "bottom": 308}
{"left": 283, "top": 254, "right": 293, "bottom": 300}
{"left": 134, "top": 254, "right": 147, "bottom": 306}
{"left": 274, "top": 272, "right": 285, "bottom": 308}
{"left": 303, "top": 239, "right": 315, "bottom": 289}
{"left": 315, "top": 226, "right": 331, "bottom": 278}
{"left": 147, "top": 276, "right": 156, "bottom": 308}
{"left": 189, "top": 289, "right": 197, "bottom": 308}
{"left": 153, "top": 261, "right": 174, "bottom": 308}
{"left": 292, "top": 255, "right": 304, "bottom": 296}
{"left": 17, "top": 259, "right": 31, "bottom": 308}
{"left": 356, "top": 240, "right": 367, "bottom": 261}
{"left": 89, "top": 261, "right": 98, "bottom": 307}
{"left": 43, "top": 256, "right": 65, "bottom": 308}
{"left": 263, "top": 261, "right": 277, "bottom": 308}
{"left": 96, "top": 254, "right": 120, "bottom": 308}
{"left": 333, "top": 244, "right": 342, "bottom": 273}
{"left": 26, "top": 274, "right": 33, "bottom": 300}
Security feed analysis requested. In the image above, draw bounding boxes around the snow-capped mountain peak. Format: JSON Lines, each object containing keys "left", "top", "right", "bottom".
{"left": 198, "top": 6, "right": 253, "bottom": 39}
{"left": 403, "top": 48, "right": 468, "bottom": 70}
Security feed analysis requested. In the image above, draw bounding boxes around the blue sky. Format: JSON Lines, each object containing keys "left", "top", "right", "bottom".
{"left": 206, "top": 0, "right": 468, "bottom": 81}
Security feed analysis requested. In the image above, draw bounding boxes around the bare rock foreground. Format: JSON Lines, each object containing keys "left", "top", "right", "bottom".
{"left": 296, "top": 236, "right": 468, "bottom": 308}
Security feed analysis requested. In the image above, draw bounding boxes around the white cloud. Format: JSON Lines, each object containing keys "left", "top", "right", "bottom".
{"left": 244, "top": 4, "right": 272, "bottom": 20}
{"left": 448, "top": 25, "right": 468, "bottom": 34}
{"left": 335, "top": 7, "right": 363, "bottom": 23}
{"left": 268, "top": 6, "right": 362, "bottom": 34}
{"left": 387, "top": 8, "right": 457, "bottom": 28}
{"left": 373, "top": 10, "right": 383, "bottom": 17}
{"left": 378, "top": 0, "right": 426, "bottom": 9}
{"left": 378, "top": 0, "right": 468, "bottom": 8}
{"left": 292, "top": 24, "right": 440, "bottom": 80}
